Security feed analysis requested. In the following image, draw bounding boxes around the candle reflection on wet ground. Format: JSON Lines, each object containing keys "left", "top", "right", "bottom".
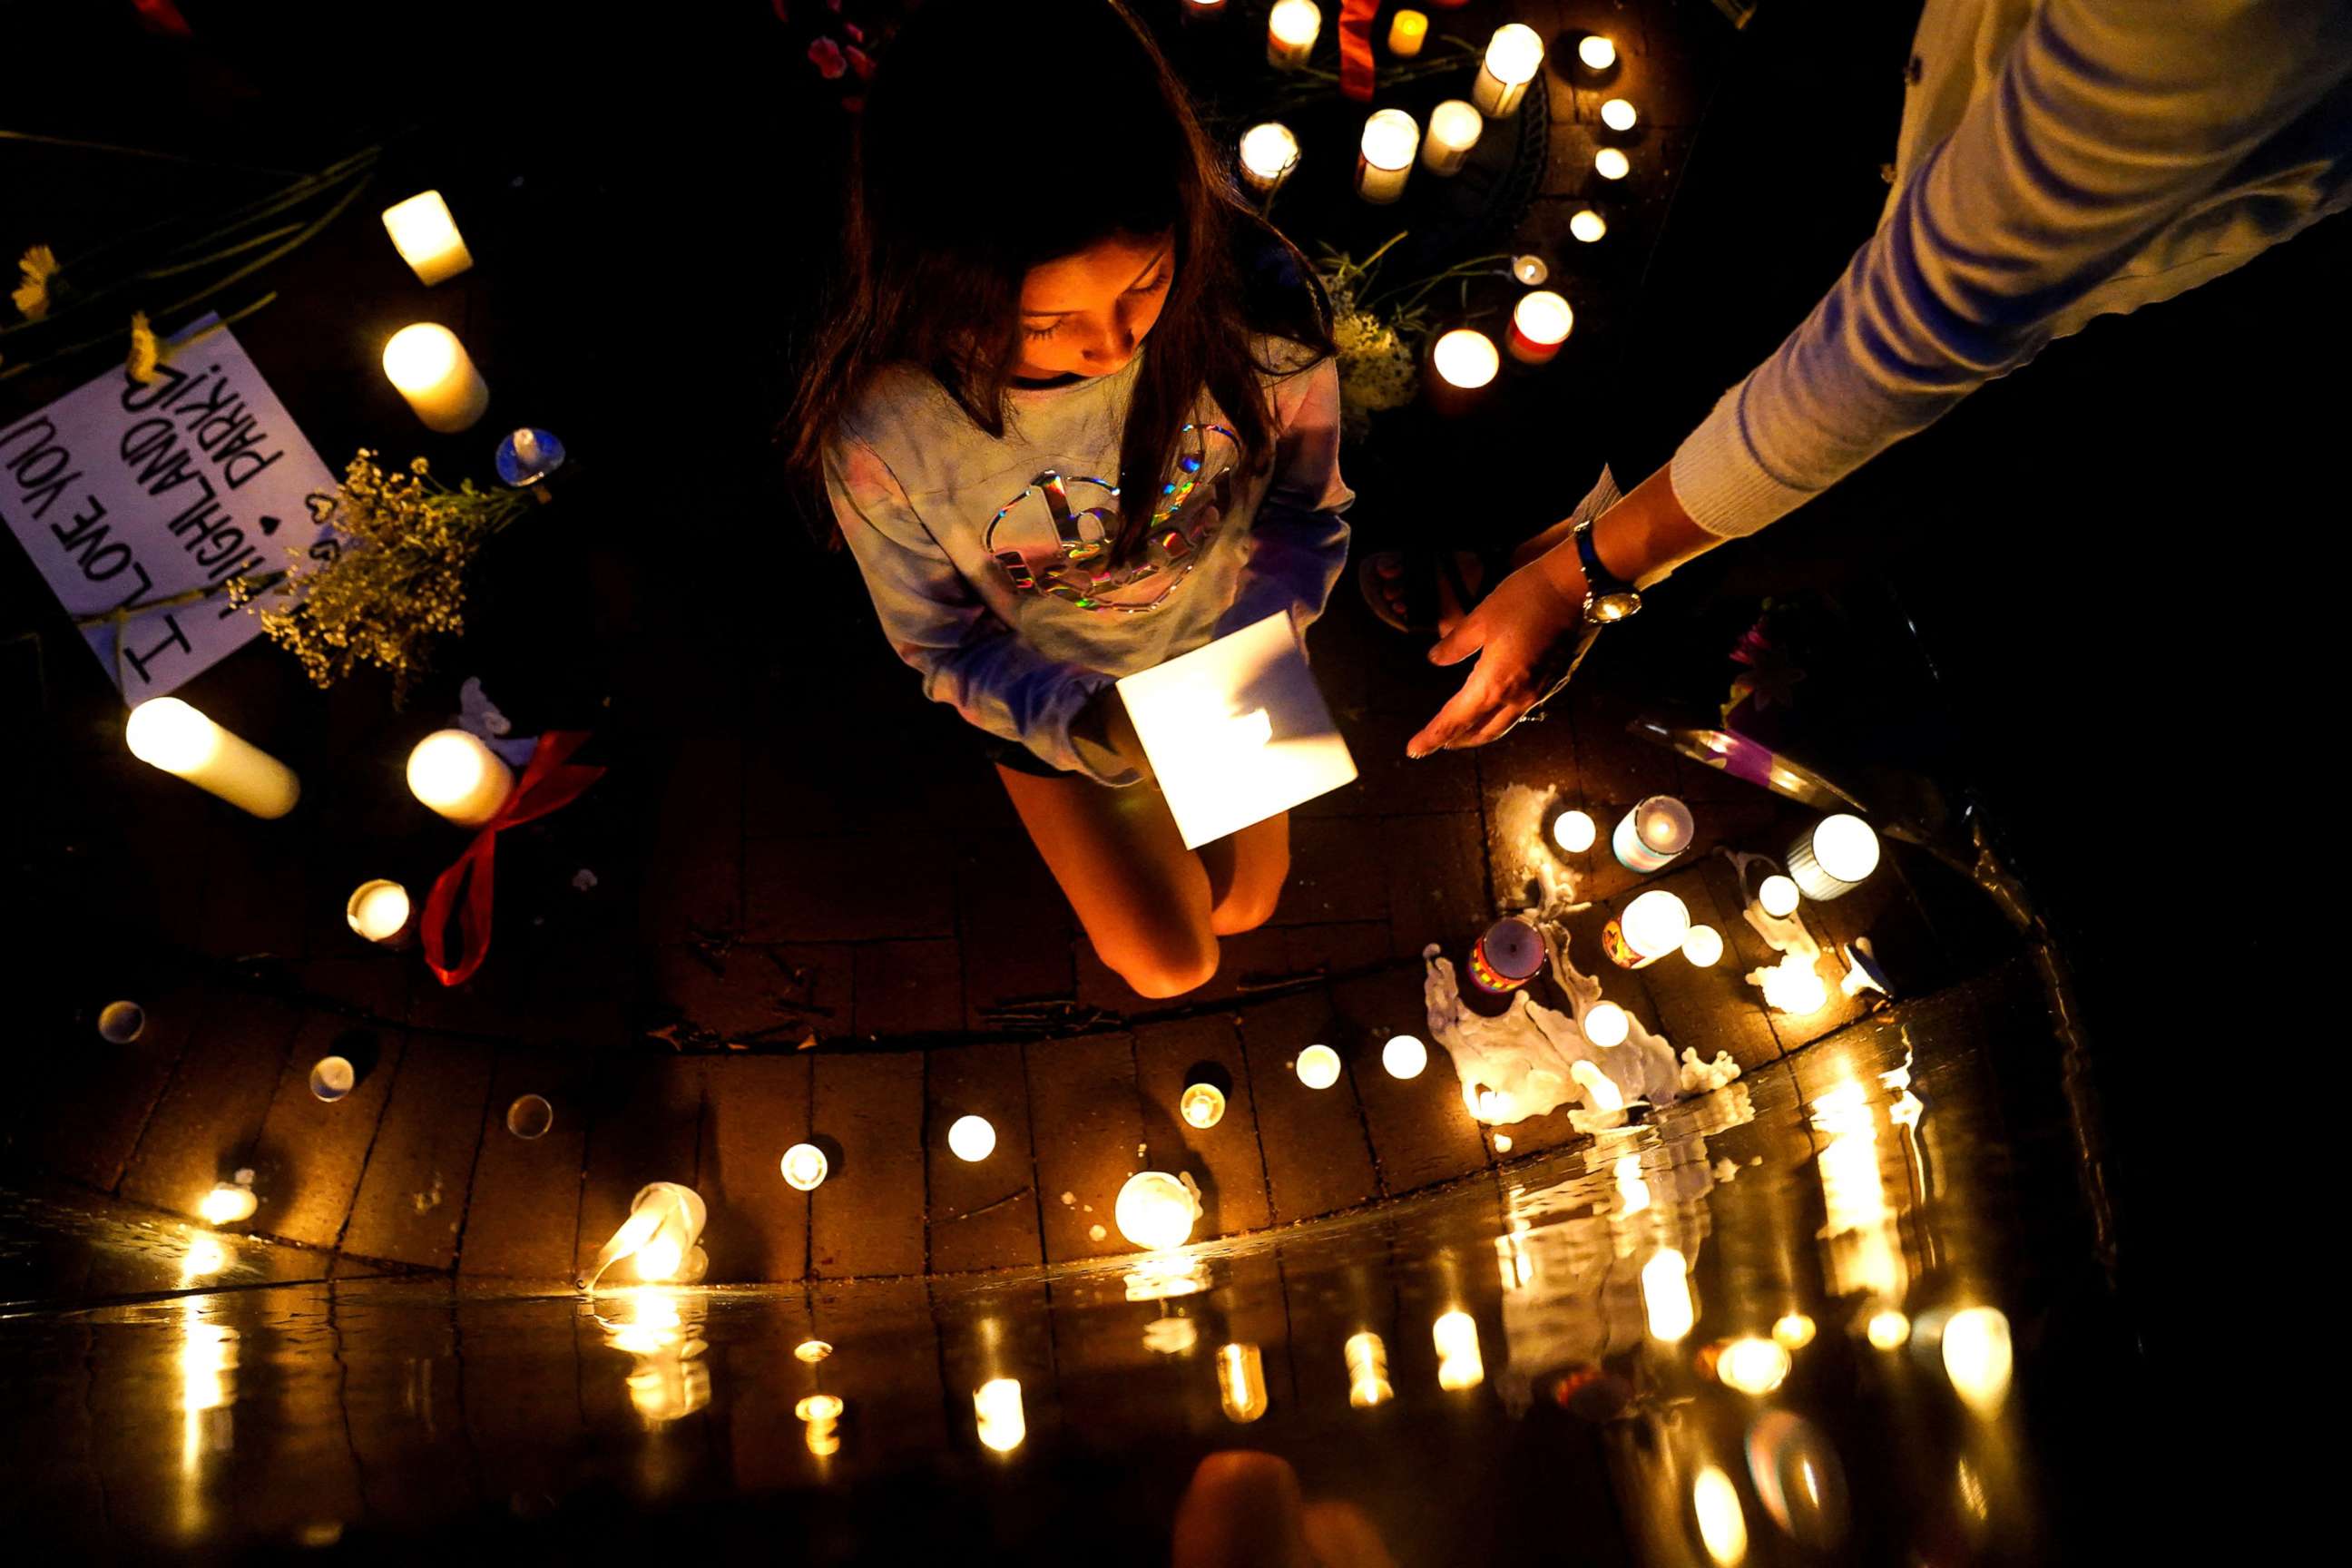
{"left": 0, "top": 987, "right": 2145, "bottom": 1560}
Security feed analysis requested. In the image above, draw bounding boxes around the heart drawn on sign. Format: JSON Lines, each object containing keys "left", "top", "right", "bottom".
{"left": 985, "top": 423, "right": 1240, "bottom": 613}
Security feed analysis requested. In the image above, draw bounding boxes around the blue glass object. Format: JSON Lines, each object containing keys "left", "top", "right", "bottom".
{"left": 495, "top": 427, "right": 566, "bottom": 486}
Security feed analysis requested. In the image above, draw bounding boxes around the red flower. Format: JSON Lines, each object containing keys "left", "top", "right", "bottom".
{"left": 808, "top": 35, "right": 848, "bottom": 78}
{"left": 846, "top": 44, "right": 874, "bottom": 79}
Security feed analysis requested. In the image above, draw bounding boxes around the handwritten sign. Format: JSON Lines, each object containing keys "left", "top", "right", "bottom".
{"left": 0, "top": 318, "right": 334, "bottom": 700}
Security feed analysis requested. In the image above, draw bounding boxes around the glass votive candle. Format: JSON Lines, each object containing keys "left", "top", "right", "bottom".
{"left": 1788, "top": 814, "right": 1881, "bottom": 899}
{"left": 1431, "top": 328, "right": 1499, "bottom": 390}
{"left": 1508, "top": 290, "right": 1573, "bottom": 365}
{"left": 1472, "top": 24, "right": 1545, "bottom": 116}
{"left": 1604, "top": 889, "right": 1690, "bottom": 968}
{"left": 1612, "top": 794, "right": 1693, "bottom": 871}
{"left": 1421, "top": 100, "right": 1483, "bottom": 176}
{"left": 1239, "top": 122, "right": 1301, "bottom": 197}
{"left": 1268, "top": 0, "right": 1320, "bottom": 69}
{"left": 1469, "top": 916, "right": 1546, "bottom": 995}
{"left": 346, "top": 878, "right": 415, "bottom": 947}
{"left": 1357, "top": 108, "right": 1418, "bottom": 203}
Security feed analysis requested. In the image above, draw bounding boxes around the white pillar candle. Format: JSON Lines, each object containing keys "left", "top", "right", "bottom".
{"left": 1594, "top": 147, "right": 1632, "bottom": 181}
{"left": 780, "top": 1142, "right": 830, "bottom": 1190}
{"left": 1238, "top": 122, "right": 1300, "bottom": 196}
{"left": 1578, "top": 34, "right": 1618, "bottom": 71}
{"left": 1115, "top": 1170, "right": 1200, "bottom": 1250}
{"left": 125, "top": 698, "right": 300, "bottom": 818}
{"left": 1601, "top": 97, "right": 1639, "bottom": 132}
{"left": 947, "top": 1114, "right": 996, "bottom": 1162}
{"left": 1758, "top": 873, "right": 1801, "bottom": 918}
{"left": 1582, "top": 1000, "right": 1630, "bottom": 1046}
{"left": 1431, "top": 328, "right": 1499, "bottom": 389}
{"left": 1356, "top": 108, "right": 1418, "bottom": 203}
{"left": 1571, "top": 208, "right": 1608, "bottom": 242}
{"left": 1507, "top": 289, "right": 1573, "bottom": 364}
{"left": 1420, "top": 99, "right": 1483, "bottom": 176}
{"left": 379, "top": 190, "right": 473, "bottom": 287}
{"left": 382, "top": 322, "right": 490, "bottom": 433}
{"left": 1267, "top": 0, "right": 1319, "bottom": 69}
{"left": 406, "top": 729, "right": 514, "bottom": 827}
{"left": 1381, "top": 1034, "right": 1427, "bottom": 1079}
{"left": 1472, "top": 24, "right": 1545, "bottom": 117}
{"left": 1788, "top": 814, "right": 1881, "bottom": 899}
{"left": 346, "top": 878, "right": 414, "bottom": 946}
{"left": 1387, "top": 8, "right": 1427, "bottom": 56}
{"left": 1681, "top": 924, "right": 1725, "bottom": 967}
{"left": 1607, "top": 888, "right": 1691, "bottom": 967}
{"left": 975, "top": 1377, "right": 1027, "bottom": 1452}
{"left": 1553, "top": 808, "right": 1597, "bottom": 852}
{"left": 1612, "top": 793, "right": 1693, "bottom": 870}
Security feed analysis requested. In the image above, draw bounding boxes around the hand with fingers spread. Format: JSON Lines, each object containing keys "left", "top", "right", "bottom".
{"left": 1405, "top": 464, "right": 1722, "bottom": 760}
{"left": 1405, "top": 558, "right": 1590, "bottom": 757}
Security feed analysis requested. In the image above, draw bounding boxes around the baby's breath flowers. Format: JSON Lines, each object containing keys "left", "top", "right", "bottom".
{"left": 230, "top": 449, "right": 531, "bottom": 703}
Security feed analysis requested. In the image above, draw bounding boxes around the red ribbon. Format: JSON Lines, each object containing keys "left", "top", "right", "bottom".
{"left": 1338, "top": 0, "right": 1380, "bottom": 102}
{"left": 423, "top": 730, "right": 605, "bottom": 988}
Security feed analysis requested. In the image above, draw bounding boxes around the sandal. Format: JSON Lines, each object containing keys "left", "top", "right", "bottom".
{"left": 1357, "top": 548, "right": 1492, "bottom": 637}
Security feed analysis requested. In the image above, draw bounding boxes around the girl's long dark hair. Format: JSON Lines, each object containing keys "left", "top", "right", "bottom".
{"left": 781, "top": 0, "right": 1335, "bottom": 564}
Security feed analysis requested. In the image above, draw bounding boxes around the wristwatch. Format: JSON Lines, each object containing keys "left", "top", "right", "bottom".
{"left": 1573, "top": 517, "right": 1642, "bottom": 623}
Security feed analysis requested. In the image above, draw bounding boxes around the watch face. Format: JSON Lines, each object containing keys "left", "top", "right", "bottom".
{"left": 1592, "top": 592, "right": 1641, "bottom": 622}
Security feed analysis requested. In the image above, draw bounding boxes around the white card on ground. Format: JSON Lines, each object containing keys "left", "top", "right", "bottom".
{"left": 1116, "top": 611, "right": 1357, "bottom": 849}
{"left": 0, "top": 315, "right": 335, "bottom": 700}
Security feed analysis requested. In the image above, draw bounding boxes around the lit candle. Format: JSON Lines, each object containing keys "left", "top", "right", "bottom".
{"left": 1267, "top": 0, "right": 1319, "bottom": 69}
{"left": 1581, "top": 1000, "right": 1630, "bottom": 1047}
{"left": 1115, "top": 1170, "right": 1201, "bottom": 1250}
{"left": 1641, "top": 1247, "right": 1695, "bottom": 1339}
{"left": 1714, "top": 1335, "right": 1792, "bottom": 1394}
{"left": 1387, "top": 8, "right": 1427, "bottom": 56}
{"left": 1605, "top": 888, "right": 1690, "bottom": 967}
{"left": 1553, "top": 808, "right": 1598, "bottom": 852}
{"left": 1238, "top": 122, "right": 1300, "bottom": 197}
{"left": 406, "top": 729, "right": 514, "bottom": 827}
{"left": 125, "top": 698, "right": 300, "bottom": 818}
{"left": 1601, "top": 97, "right": 1638, "bottom": 132}
{"left": 1867, "top": 1308, "right": 1911, "bottom": 1349}
{"left": 1773, "top": 1312, "right": 1818, "bottom": 1349}
{"left": 1939, "top": 1306, "right": 2014, "bottom": 1416}
{"left": 1681, "top": 924, "right": 1725, "bottom": 967}
{"left": 1356, "top": 108, "right": 1418, "bottom": 203}
{"left": 1788, "top": 814, "right": 1880, "bottom": 899}
{"left": 1578, "top": 34, "right": 1618, "bottom": 71}
{"left": 1758, "top": 953, "right": 1830, "bottom": 1014}
{"left": 797, "top": 1393, "right": 844, "bottom": 1456}
{"left": 583, "top": 1180, "right": 708, "bottom": 1289}
{"left": 1434, "top": 1310, "right": 1485, "bottom": 1390}
{"left": 382, "top": 322, "right": 489, "bottom": 433}
{"left": 1296, "top": 1044, "right": 1342, "bottom": 1089}
{"left": 1184, "top": 0, "right": 1226, "bottom": 15}
{"left": 1420, "top": 99, "right": 1483, "bottom": 176}
{"left": 1693, "top": 1468, "right": 1749, "bottom": 1567}
{"left": 780, "top": 1142, "right": 829, "bottom": 1191}
{"left": 1431, "top": 328, "right": 1499, "bottom": 389}
{"left": 1512, "top": 253, "right": 1549, "bottom": 285}
{"left": 1180, "top": 1081, "right": 1227, "bottom": 1128}
{"left": 1507, "top": 289, "right": 1573, "bottom": 365}
{"left": 1345, "top": 1331, "right": 1393, "bottom": 1407}
{"left": 1381, "top": 1034, "right": 1428, "bottom": 1079}
{"left": 1469, "top": 916, "right": 1546, "bottom": 995}
{"left": 1758, "top": 874, "right": 1800, "bottom": 918}
{"left": 346, "top": 878, "right": 413, "bottom": 946}
{"left": 199, "top": 1175, "right": 258, "bottom": 1227}
{"left": 1594, "top": 147, "right": 1632, "bottom": 181}
{"left": 1571, "top": 208, "right": 1607, "bottom": 242}
{"left": 947, "top": 1114, "right": 996, "bottom": 1162}
{"left": 1218, "top": 1342, "right": 1269, "bottom": 1422}
{"left": 975, "top": 1377, "right": 1026, "bottom": 1452}
{"left": 1612, "top": 793, "right": 1693, "bottom": 871}
{"left": 1472, "top": 24, "right": 1545, "bottom": 117}
{"left": 379, "top": 190, "right": 473, "bottom": 287}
